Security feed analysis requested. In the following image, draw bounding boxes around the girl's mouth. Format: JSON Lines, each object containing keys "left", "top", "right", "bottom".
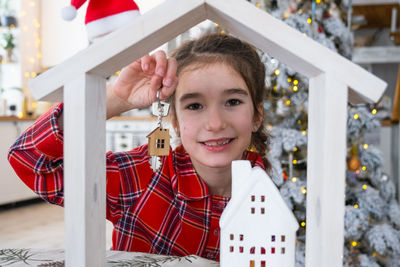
{"left": 200, "top": 138, "right": 234, "bottom": 151}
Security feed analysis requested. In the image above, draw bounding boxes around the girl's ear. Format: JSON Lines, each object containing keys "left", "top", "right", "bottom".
{"left": 253, "top": 103, "right": 264, "bottom": 131}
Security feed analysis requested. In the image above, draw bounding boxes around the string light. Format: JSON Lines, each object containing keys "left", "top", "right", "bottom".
{"left": 362, "top": 166, "right": 367, "bottom": 171}
{"left": 301, "top": 187, "right": 307, "bottom": 194}
{"left": 363, "top": 144, "right": 368, "bottom": 149}
{"left": 351, "top": 241, "right": 358, "bottom": 247}
{"left": 302, "top": 130, "right": 306, "bottom": 135}
{"left": 372, "top": 108, "right": 377, "bottom": 115}
{"left": 307, "top": 18, "right": 312, "bottom": 24}
{"left": 293, "top": 159, "right": 297, "bottom": 164}
{"left": 293, "top": 80, "right": 299, "bottom": 85}
{"left": 301, "top": 221, "right": 306, "bottom": 227}
{"left": 273, "top": 85, "right": 277, "bottom": 91}
{"left": 293, "top": 147, "right": 298, "bottom": 152}
{"left": 292, "top": 177, "right": 297, "bottom": 182}
{"left": 354, "top": 204, "right": 359, "bottom": 208}
{"left": 362, "top": 184, "right": 367, "bottom": 190}
{"left": 316, "top": 0, "right": 321, "bottom": 3}
{"left": 274, "top": 69, "right": 280, "bottom": 75}
{"left": 353, "top": 114, "right": 359, "bottom": 120}
{"left": 293, "top": 85, "right": 298, "bottom": 91}
{"left": 287, "top": 78, "right": 292, "bottom": 83}
{"left": 286, "top": 100, "right": 291, "bottom": 105}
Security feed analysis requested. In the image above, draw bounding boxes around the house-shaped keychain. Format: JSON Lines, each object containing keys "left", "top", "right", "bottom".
{"left": 146, "top": 127, "right": 171, "bottom": 156}
{"left": 220, "top": 161, "right": 299, "bottom": 267}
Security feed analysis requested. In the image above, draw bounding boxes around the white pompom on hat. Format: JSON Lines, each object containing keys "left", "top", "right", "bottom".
{"left": 61, "top": 0, "right": 140, "bottom": 41}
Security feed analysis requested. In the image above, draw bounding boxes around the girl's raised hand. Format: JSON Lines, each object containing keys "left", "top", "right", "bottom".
{"left": 111, "top": 50, "right": 178, "bottom": 110}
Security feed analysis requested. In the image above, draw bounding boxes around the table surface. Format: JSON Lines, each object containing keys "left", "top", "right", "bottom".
{"left": 0, "top": 248, "right": 219, "bottom": 266}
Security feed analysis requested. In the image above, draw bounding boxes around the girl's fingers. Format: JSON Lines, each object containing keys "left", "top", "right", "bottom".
{"left": 153, "top": 50, "right": 167, "bottom": 76}
{"left": 163, "top": 57, "right": 177, "bottom": 88}
{"left": 140, "top": 54, "right": 151, "bottom": 72}
{"left": 160, "top": 57, "right": 178, "bottom": 100}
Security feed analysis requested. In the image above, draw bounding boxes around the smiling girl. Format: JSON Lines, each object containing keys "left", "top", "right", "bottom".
{"left": 8, "top": 33, "right": 270, "bottom": 261}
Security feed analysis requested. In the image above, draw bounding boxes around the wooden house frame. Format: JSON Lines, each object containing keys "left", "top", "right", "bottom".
{"left": 29, "top": 0, "right": 386, "bottom": 266}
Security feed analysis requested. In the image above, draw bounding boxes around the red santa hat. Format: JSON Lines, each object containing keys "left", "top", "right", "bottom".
{"left": 62, "top": 0, "right": 140, "bottom": 41}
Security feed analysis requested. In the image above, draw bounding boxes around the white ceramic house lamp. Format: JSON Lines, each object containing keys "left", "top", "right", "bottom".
{"left": 220, "top": 161, "right": 299, "bottom": 267}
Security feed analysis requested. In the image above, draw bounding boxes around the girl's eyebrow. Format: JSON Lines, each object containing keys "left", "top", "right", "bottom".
{"left": 178, "top": 88, "right": 249, "bottom": 103}
{"left": 224, "top": 88, "right": 249, "bottom": 96}
{"left": 179, "top": 92, "right": 202, "bottom": 103}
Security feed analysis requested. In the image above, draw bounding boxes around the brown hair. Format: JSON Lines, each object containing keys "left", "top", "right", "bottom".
{"left": 170, "top": 33, "right": 271, "bottom": 171}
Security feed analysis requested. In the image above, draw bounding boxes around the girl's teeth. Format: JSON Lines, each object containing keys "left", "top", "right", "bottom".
{"left": 204, "top": 139, "right": 230, "bottom": 146}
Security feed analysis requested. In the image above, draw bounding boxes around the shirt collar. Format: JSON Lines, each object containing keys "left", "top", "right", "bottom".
{"left": 170, "top": 145, "right": 265, "bottom": 201}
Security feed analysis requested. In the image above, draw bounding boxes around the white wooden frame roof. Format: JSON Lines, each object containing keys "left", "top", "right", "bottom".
{"left": 29, "top": 0, "right": 387, "bottom": 266}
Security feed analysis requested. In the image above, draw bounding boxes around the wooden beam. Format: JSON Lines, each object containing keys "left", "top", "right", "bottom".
{"left": 64, "top": 74, "right": 107, "bottom": 267}
{"left": 306, "top": 73, "right": 347, "bottom": 267}
{"left": 205, "top": 0, "right": 386, "bottom": 104}
{"left": 29, "top": 0, "right": 207, "bottom": 102}
{"left": 352, "top": 0, "right": 400, "bottom": 6}
{"left": 353, "top": 46, "right": 400, "bottom": 64}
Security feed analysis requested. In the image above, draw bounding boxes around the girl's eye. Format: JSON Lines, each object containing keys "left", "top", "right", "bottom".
{"left": 186, "top": 103, "right": 202, "bottom": 110}
{"left": 226, "top": 99, "right": 242, "bottom": 106}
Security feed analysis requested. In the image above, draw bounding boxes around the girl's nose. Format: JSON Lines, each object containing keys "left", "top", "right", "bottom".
{"left": 205, "top": 107, "right": 227, "bottom": 131}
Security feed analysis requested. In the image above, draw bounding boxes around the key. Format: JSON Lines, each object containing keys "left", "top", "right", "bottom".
{"left": 149, "top": 155, "right": 161, "bottom": 172}
{"left": 152, "top": 101, "right": 170, "bottom": 117}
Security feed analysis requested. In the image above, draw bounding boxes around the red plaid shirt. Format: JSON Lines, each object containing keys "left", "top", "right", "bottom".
{"left": 8, "top": 103, "right": 265, "bottom": 261}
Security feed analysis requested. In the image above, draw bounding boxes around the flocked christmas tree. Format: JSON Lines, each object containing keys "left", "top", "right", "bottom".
{"left": 240, "top": 0, "right": 400, "bottom": 266}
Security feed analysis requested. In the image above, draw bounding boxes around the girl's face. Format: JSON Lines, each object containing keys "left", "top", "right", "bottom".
{"left": 174, "top": 62, "right": 261, "bottom": 171}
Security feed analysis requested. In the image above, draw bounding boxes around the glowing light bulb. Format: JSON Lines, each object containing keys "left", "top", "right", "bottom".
{"left": 307, "top": 18, "right": 312, "bottom": 24}
{"left": 363, "top": 144, "right": 368, "bottom": 149}
{"left": 293, "top": 160, "right": 297, "bottom": 164}
{"left": 293, "top": 86, "right": 298, "bottom": 91}
{"left": 362, "top": 166, "right": 367, "bottom": 171}
{"left": 287, "top": 78, "right": 292, "bottom": 83}
{"left": 301, "top": 221, "right": 306, "bottom": 227}
{"left": 362, "top": 184, "right": 367, "bottom": 190}
{"left": 292, "top": 177, "right": 297, "bottom": 182}
{"left": 286, "top": 100, "right": 291, "bottom": 105}
{"left": 301, "top": 187, "right": 307, "bottom": 194}
{"left": 372, "top": 109, "right": 377, "bottom": 115}
{"left": 293, "top": 80, "right": 299, "bottom": 85}
{"left": 353, "top": 114, "right": 359, "bottom": 120}
{"left": 274, "top": 69, "right": 280, "bottom": 75}
{"left": 351, "top": 241, "right": 358, "bottom": 247}
{"left": 302, "top": 130, "right": 306, "bottom": 135}
{"left": 293, "top": 147, "right": 298, "bottom": 152}
{"left": 354, "top": 204, "right": 359, "bottom": 208}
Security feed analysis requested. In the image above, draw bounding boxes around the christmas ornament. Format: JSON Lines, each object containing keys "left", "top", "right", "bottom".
{"left": 347, "top": 145, "right": 361, "bottom": 171}
{"left": 146, "top": 91, "right": 171, "bottom": 172}
{"left": 62, "top": 0, "right": 140, "bottom": 41}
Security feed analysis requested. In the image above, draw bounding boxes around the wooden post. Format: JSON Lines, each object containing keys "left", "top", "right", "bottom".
{"left": 306, "top": 73, "right": 348, "bottom": 267}
{"left": 64, "top": 74, "right": 107, "bottom": 267}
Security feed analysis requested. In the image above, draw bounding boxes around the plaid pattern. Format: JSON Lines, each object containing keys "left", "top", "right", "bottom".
{"left": 8, "top": 103, "right": 265, "bottom": 261}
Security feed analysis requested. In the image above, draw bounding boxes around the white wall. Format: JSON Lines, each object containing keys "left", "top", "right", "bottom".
{"left": 40, "top": 0, "right": 165, "bottom": 68}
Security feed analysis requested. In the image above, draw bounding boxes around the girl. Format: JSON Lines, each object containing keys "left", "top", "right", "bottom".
{"left": 8, "top": 33, "right": 270, "bottom": 261}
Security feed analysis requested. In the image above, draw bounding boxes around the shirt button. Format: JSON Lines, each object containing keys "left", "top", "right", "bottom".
{"left": 213, "top": 228, "right": 219, "bottom": 235}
